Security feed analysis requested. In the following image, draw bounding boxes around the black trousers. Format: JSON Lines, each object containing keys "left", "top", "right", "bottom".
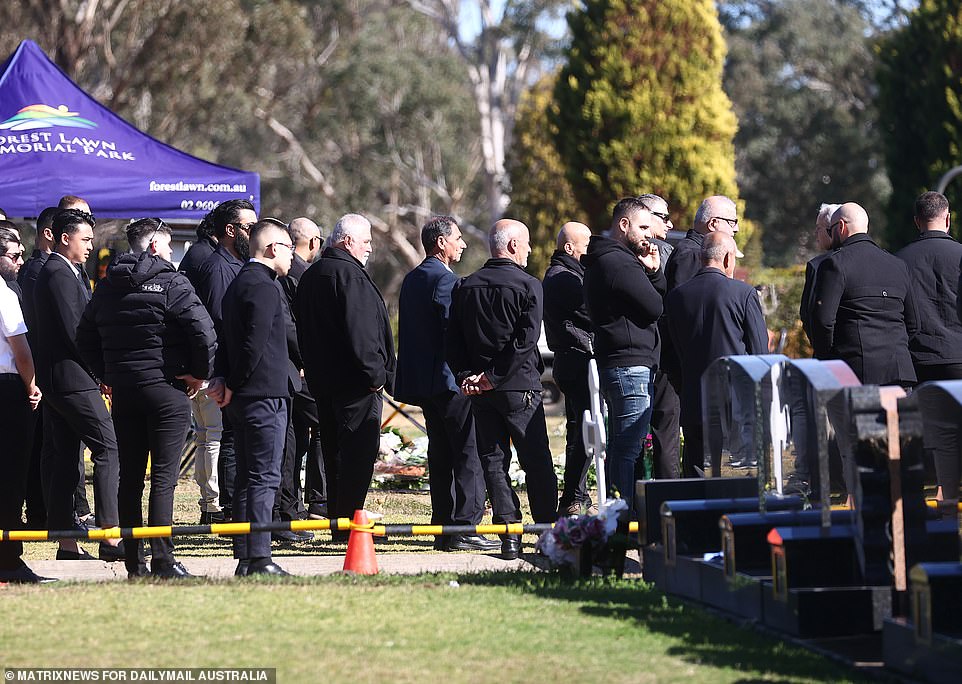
{"left": 0, "top": 375, "right": 36, "bottom": 569}
{"left": 41, "top": 388, "right": 119, "bottom": 531}
{"left": 421, "top": 391, "right": 486, "bottom": 526}
{"left": 649, "top": 370, "right": 681, "bottom": 479}
{"left": 218, "top": 409, "right": 236, "bottom": 512}
{"left": 294, "top": 388, "right": 327, "bottom": 515}
{"left": 112, "top": 382, "right": 190, "bottom": 571}
{"left": 917, "top": 363, "right": 962, "bottom": 501}
{"left": 228, "top": 396, "right": 289, "bottom": 560}
{"left": 315, "top": 390, "right": 382, "bottom": 533}
{"left": 470, "top": 390, "right": 558, "bottom": 524}
{"left": 275, "top": 387, "right": 324, "bottom": 520}
{"left": 553, "top": 351, "right": 592, "bottom": 508}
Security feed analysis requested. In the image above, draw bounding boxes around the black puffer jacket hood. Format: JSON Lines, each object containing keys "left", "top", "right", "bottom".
{"left": 106, "top": 251, "right": 174, "bottom": 290}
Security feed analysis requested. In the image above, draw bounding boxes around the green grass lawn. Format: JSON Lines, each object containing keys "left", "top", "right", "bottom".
{"left": 0, "top": 573, "right": 868, "bottom": 683}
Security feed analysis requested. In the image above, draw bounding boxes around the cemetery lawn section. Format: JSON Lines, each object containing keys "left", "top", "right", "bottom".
{"left": 0, "top": 573, "right": 868, "bottom": 683}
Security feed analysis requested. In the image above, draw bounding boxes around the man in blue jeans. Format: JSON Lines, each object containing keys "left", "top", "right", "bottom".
{"left": 582, "top": 198, "right": 664, "bottom": 510}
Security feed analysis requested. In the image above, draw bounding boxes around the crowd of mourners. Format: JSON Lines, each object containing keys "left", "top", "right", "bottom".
{"left": 0, "top": 187, "right": 957, "bottom": 583}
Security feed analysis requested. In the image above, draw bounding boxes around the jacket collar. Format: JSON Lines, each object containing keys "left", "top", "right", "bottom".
{"left": 215, "top": 243, "right": 244, "bottom": 266}
{"left": 323, "top": 246, "right": 385, "bottom": 301}
{"left": 840, "top": 233, "right": 875, "bottom": 248}
{"left": 918, "top": 229, "right": 954, "bottom": 241}
{"left": 549, "top": 249, "right": 585, "bottom": 276}
{"left": 245, "top": 259, "right": 278, "bottom": 280}
{"left": 483, "top": 257, "right": 526, "bottom": 270}
{"left": 685, "top": 229, "right": 705, "bottom": 245}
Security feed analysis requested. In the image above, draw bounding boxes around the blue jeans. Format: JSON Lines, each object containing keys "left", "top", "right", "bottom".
{"left": 600, "top": 365, "right": 653, "bottom": 510}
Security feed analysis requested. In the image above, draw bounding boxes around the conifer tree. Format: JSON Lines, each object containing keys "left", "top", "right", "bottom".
{"left": 878, "top": 0, "right": 962, "bottom": 247}
{"left": 552, "top": 0, "right": 740, "bottom": 231}
{"left": 507, "top": 73, "right": 588, "bottom": 277}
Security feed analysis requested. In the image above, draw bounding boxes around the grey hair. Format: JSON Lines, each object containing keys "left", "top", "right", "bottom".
{"left": 694, "top": 196, "right": 736, "bottom": 228}
{"left": 330, "top": 213, "right": 370, "bottom": 245}
{"left": 489, "top": 225, "right": 512, "bottom": 255}
{"left": 816, "top": 203, "right": 841, "bottom": 227}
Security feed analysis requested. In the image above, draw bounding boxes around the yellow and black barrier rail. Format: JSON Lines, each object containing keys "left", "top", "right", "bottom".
{"left": 1, "top": 519, "right": 640, "bottom": 542}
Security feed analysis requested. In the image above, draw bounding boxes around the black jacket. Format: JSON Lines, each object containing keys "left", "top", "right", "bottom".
{"left": 17, "top": 249, "right": 48, "bottom": 348}
{"left": 177, "top": 235, "right": 217, "bottom": 290}
{"left": 542, "top": 250, "right": 592, "bottom": 355}
{"left": 811, "top": 233, "right": 918, "bottom": 385}
{"left": 664, "top": 229, "right": 704, "bottom": 292}
{"left": 77, "top": 252, "right": 216, "bottom": 389}
{"left": 394, "top": 256, "right": 460, "bottom": 403}
{"left": 194, "top": 244, "right": 243, "bottom": 334}
{"left": 896, "top": 230, "right": 962, "bottom": 366}
{"left": 294, "top": 247, "right": 396, "bottom": 398}
{"left": 799, "top": 252, "right": 830, "bottom": 346}
{"left": 216, "top": 260, "right": 298, "bottom": 398}
{"left": 447, "top": 257, "right": 544, "bottom": 391}
{"left": 582, "top": 235, "right": 665, "bottom": 370}
{"left": 33, "top": 253, "right": 99, "bottom": 393}
{"left": 665, "top": 267, "right": 769, "bottom": 425}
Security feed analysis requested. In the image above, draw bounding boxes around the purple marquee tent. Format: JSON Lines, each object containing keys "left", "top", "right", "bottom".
{"left": 0, "top": 40, "right": 259, "bottom": 219}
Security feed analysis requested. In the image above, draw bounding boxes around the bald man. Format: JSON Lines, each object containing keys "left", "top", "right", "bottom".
{"left": 810, "top": 202, "right": 917, "bottom": 386}
{"left": 665, "top": 233, "right": 768, "bottom": 477}
{"left": 210, "top": 220, "right": 299, "bottom": 576}
{"left": 448, "top": 219, "right": 558, "bottom": 559}
{"left": 543, "top": 221, "right": 595, "bottom": 515}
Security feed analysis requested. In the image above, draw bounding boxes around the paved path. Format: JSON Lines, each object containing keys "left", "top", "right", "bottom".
{"left": 24, "top": 550, "right": 641, "bottom": 582}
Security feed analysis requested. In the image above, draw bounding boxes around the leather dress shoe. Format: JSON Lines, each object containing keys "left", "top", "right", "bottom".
{"left": 127, "top": 563, "right": 150, "bottom": 579}
{"left": 234, "top": 560, "right": 249, "bottom": 577}
{"left": 99, "top": 540, "right": 126, "bottom": 562}
{"left": 56, "top": 546, "right": 96, "bottom": 560}
{"left": 432, "top": 536, "right": 448, "bottom": 551}
{"left": 0, "top": 563, "right": 57, "bottom": 583}
{"left": 500, "top": 535, "right": 521, "bottom": 560}
{"left": 199, "top": 511, "right": 225, "bottom": 525}
{"left": 221, "top": 507, "right": 232, "bottom": 522}
{"left": 151, "top": 561, "right": 194, "bottom": 579}
{"left": 247, "top": 559, "right": 290, "bottom": 576}
{"left": 446, "top": 534, "right": 501, "bottom": 552}
{"left": 271, "top": 529, "right": 307, "bottom": 542}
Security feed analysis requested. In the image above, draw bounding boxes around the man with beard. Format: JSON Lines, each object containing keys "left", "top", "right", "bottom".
{"left": 582, "top": 198, "right": 663, "bottom": 508}
{"left": 542, "top": 221, "right": 596, "bottom": 515}
{"left": 0, "top": 228, "right": 49, "bottom": 582}
{"left": 194, "top": 199, "right": 257, "bottom": 522}
{"left": 78, "top": 219, "right": 215, "bottom": 578}
{"left": 395, "top": 216, "right": 498, "bottom": 551}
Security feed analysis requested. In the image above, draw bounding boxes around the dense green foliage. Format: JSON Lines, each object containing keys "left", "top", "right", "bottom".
{"left": 551, "top": 0, "right": 739, "bottom": 231}
{"left": 878, "top": 0, "right": 962, "bottom": 248}
{"left": 507, "top": 73, "right": 588, "bottom": 277}
{"left": 722, "top": 0, "right": 891, "bottom": 264}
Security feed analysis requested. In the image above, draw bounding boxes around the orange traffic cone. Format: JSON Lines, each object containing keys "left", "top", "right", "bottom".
{"left": 342, "top": 509, "right": 378, "bottom": 575}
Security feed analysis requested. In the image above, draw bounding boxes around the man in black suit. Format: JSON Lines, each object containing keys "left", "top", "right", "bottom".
{"left": 209, "top": 220, "right": 298, "bottom": 576}
{"left": 193, "top": 199, "right": 258, "bottom": 522}
{"left": 898, "top": 191, "right": 962, "bottom": 511}
{"left": 33, "top": 209, "right": 123, "bottom": 561}
{"left": 666, "top": 232, "right": 768, "bottom": 477}
{"left": 0, "top": 229, "right": 51, "bottom": 583}
{"left": 799, "top": 204, "right": 840, "bottom": 343}
{"left": 542, "top": 221, "right": 595, "bottom": 514}
{"left": 295, "top": 214, "right": 396, "bottom": 541}
{"left": 19, "top": 206, "right": 91, "bottom": 530}
{"left": 177, "top": 211, "right": 217, "bottom": 286}
{"left": 448, "top": 219, "right": 558, "bottom": 559}
{"left": 278, "top": 217, "right": 327, "bottom": 523}
{"left": 811, "top": 202, "right": 918, "bottom": 387}
{"left": 78, "top": 219, "right": 216, "bottom": 578}
{"left": 396, "top": 216, "right": 499, "bottom": 552}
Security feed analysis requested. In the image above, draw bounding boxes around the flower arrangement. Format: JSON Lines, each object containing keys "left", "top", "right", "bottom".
{"left": 535, "top": 498, "right": 628, "bottom": 574}
{"left": 372, "top": 429, "right": 429, "bottom": 489}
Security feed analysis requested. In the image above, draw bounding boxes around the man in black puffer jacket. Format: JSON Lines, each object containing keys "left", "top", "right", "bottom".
{"left": 78, "top": 219, "right": 215, "bottom": 579}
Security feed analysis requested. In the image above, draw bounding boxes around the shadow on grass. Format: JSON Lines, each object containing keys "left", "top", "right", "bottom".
{"left": 454, "top": 572, "right": 870, "bottom": 683}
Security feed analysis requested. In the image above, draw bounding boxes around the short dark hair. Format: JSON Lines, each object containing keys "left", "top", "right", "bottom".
{"left": 420, "top": 216, "right": 457, "bottom": 253}
{"left": 249, "top": 218, "right": 291, "bottom": 248}
{"left": 52, "top": 209, "right": 96, "bottom": 242}
{"left": 195, "top": 210, "right": 216, "bottom": 241}
{"left": 611, "top": 197, "right": 648, "bottom": 226}
{"left": 126, "top": 218, "right": 171, "bottom": 253}
{"left": 58, "top": 194, "right": 88, "bottom": 210}
{"left": 37, "top": 206, "right": 60, "bottom": 231}
{"left": 0, "top": 228, "right": 20, "bottom": 257}
{"left": 915, "top": 191, "right": 949, "bottom": 222}
{"left": 210, "top": 199, "right": 256, "bottom": 238}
